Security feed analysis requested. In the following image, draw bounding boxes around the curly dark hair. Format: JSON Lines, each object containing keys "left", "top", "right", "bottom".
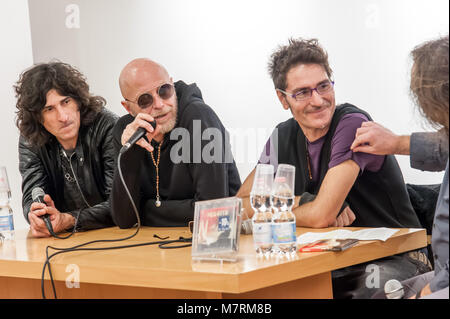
{"left": 268, "top": 38, "right": 333, "bottom": 91}
{"left": 410, "top": 35, "right": 449, "bottom": 135}
{"left": 15, "top": 61, "right": 106, "bottom": 146}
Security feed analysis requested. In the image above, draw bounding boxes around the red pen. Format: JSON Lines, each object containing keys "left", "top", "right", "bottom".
{"left": 298, "top": 239, "right": 358, "bottom": 252}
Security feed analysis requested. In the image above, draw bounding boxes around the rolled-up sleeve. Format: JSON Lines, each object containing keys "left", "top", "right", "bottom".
{"left": 410, "top": 131, "right": 449, "bottom": 172}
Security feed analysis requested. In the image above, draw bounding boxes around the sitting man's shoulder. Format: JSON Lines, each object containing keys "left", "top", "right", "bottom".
{"left": 91, "top": 107, "right": 120, "bottom": 130}
{"left": 176, "top": 82, "right": 224, "bottom": 129}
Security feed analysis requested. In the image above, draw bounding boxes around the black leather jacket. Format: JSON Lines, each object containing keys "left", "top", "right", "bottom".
{"left": 18, "top": 108, "right": 118, "bottom": 231}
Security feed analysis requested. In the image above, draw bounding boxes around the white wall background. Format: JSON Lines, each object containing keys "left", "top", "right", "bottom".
{"left": 0, "top": 0, "right": 33, "bottom": 231}
{"left": 2, "top": 0, "right": 449, "bottom": 230}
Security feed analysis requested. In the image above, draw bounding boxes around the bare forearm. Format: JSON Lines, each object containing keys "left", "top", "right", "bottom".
{"left": 294, "top": 160, "right": 360, "bottom": 228}
{"left": 394, "top": 135, "right": 411, "bottom": 155}
{"left": 293, "top": 201, "right": 334, "bottom": 228}
{"left": 236, "top": 168, "right": 255, "bottom": 219}
{"left": 240, "top": 196, "right": 254, "bottom": 219}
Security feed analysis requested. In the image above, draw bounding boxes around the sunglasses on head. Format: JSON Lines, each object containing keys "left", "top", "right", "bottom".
{"left": 125, "top": 83, "right": 175, "bottom": 109}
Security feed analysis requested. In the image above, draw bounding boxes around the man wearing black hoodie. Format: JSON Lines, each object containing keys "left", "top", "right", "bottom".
{"left": 111, "top": 58, "right": 241, "bottom": 227}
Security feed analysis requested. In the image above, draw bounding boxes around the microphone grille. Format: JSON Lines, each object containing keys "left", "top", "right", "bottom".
{"left": 384, "top": 279, "right": 404, "bottom": 299}
{"left": 31, "top": 187, "right": 45, "bottom": 201}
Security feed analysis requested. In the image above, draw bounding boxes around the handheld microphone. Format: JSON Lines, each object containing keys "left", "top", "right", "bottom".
{"left": 120, "top": 119, "right": 157, "bottom": 154}
{"left": 384, "top": 279, "right": 405, "bottom": 299}
{"left": 31, "top": 187, "right": 56, "bottom": 236}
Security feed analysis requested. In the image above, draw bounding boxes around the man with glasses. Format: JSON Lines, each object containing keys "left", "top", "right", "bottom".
{"left": 111, "top": 58, "right": 241, "bottom": 228}
{"left": 237, "top": 38, "right": 430, "bottom": 298}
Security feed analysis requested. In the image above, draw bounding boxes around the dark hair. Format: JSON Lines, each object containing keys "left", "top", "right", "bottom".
{"left": 410, "top": 35, "right": 449, "bottom": 135}
{"left": 15, "top": 61, "right": 106, "bottom": 146}
{"left": 268, "top": 38, "right": 333, "bottom": 90}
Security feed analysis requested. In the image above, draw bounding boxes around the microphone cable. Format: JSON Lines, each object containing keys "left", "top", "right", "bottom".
{"left": 43, "top": 148, "right": 94, "bottom": 240}
{"left": 42, "top": 216, "right": 78, "bottom": 240}
{"left": 41, "top": 150, "right": 139, "bottom": 298}
{"left": 41, "top": 150, "right": 192, "bottom": 299}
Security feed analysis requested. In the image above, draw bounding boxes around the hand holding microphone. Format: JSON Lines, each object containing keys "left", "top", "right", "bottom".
{"left": 29, "top": 188, "right": 75, "bottom": 238}
{"left": 31, "top": 187, "right": 55, "bottom": 235}
{"left": 120, "top": 113, "right": 158, "bottom": 154}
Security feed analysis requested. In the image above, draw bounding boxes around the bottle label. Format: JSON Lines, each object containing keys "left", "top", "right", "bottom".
{"left": 252, "top": 222, "right": 272, "bottom": 245}
{"left": 0, "top": 214, "right": 14, "bottom": 232}
{"left": 272, "top": 222, "right": 296, "bottom": 243}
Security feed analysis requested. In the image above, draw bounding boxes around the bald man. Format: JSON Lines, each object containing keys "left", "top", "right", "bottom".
{"left": 111, "top": 58, "right": 241, "bottom": 227}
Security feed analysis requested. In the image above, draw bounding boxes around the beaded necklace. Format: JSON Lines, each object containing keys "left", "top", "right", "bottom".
{"left": 150, "top": 141, "right": 163, "bottom": 207}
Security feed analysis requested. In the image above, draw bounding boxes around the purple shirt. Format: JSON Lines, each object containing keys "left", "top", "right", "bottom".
{"left": 258, "top": 113, "right": 385, "bottom": 182}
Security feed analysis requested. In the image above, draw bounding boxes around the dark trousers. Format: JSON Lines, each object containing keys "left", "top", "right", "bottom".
{"left": 371, "top": 271, "right": 434, "bottom": 299}
{"left": 332, "top": 249, "right": 432, "bottom": 299}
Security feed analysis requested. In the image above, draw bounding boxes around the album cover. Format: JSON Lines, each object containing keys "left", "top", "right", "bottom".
{"left": 191, "top": 197, "right": 242, "bottom": 262}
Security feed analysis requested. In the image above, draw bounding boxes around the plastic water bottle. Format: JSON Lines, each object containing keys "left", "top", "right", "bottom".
{"left": 0, "top": 167, "right": 14, "bottom": 241}
{"left": 271, "top": 164, "right": 297, "bottom": 256}
{"left": 0, "top": 205, "right": 14, "bottom": 241}
{"left": 250, "top": 164, "right": 274, "bottom": 257}
{"left": 251, "top": 194, "right": 273, "bottom": 256}
{"left": 271, "top": 196, "right": 296, "bottom": 255}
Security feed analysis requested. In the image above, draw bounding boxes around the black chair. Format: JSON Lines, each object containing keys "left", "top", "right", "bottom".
{"left": 406, "top": 183, "right": 441, "bottom": 269}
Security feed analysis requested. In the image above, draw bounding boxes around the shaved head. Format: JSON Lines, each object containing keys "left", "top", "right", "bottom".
{"left": 118, "top": 58, "right": 177, "bottom": 139}
{"left": 119, "top": 58, "right": 170, "bottom": 99}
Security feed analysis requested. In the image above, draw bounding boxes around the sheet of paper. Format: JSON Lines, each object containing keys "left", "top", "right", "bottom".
{"left": 408, "top": 228, "right": 423, "bottom": 233}
{"left": 297, "top": 227, "right": 401, "bottom": 245}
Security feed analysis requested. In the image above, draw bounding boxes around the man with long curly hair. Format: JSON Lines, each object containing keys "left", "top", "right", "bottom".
{"left": 353, "top": 35, "right": 449, "bottom": 299}
{"left": 15, "top": 61, "right": 118, "bottom": 237}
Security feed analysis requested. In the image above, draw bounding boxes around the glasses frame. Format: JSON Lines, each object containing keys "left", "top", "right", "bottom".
{"left": 277, "top": 80, "right": 335, "bottom": 102}
{"left": 125, "top": 83, "right": 175, "bottom": 109}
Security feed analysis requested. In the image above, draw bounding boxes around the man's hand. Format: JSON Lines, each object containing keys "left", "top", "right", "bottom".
{"left": 329, "top": 206, "right": 356, "bottom": 227}
{"left": 28, "top": 194, "right": 75, "bottom": 238}
{"left": 121, "top": 113, "right": 160, "bottom": 153}
{"left": 409, "top": 283, "right": 432, "bottom": 299}
{"left": 350, "top": 121, "right": 410, "bottom": 155}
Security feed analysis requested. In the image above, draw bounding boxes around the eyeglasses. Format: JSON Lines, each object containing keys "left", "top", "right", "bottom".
{"left": 125, "top": 83, "right": 175, "bottom": 109}
{"left": 277, "top": 80, "right": 335, "bottom": 101}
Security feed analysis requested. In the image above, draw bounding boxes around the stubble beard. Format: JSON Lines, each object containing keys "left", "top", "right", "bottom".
{"left": 157, "top": 101, "right": 178, "bottom": 135}
{"left": 287, "top": 100, "right": 332, "bottom": 135}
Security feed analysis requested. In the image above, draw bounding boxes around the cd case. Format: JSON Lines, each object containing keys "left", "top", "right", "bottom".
{"left": 191, "top": 197, "right": 242, "bottom": 262}
{"left": 298, "top": 239, "right": 359, "bottom": 252}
